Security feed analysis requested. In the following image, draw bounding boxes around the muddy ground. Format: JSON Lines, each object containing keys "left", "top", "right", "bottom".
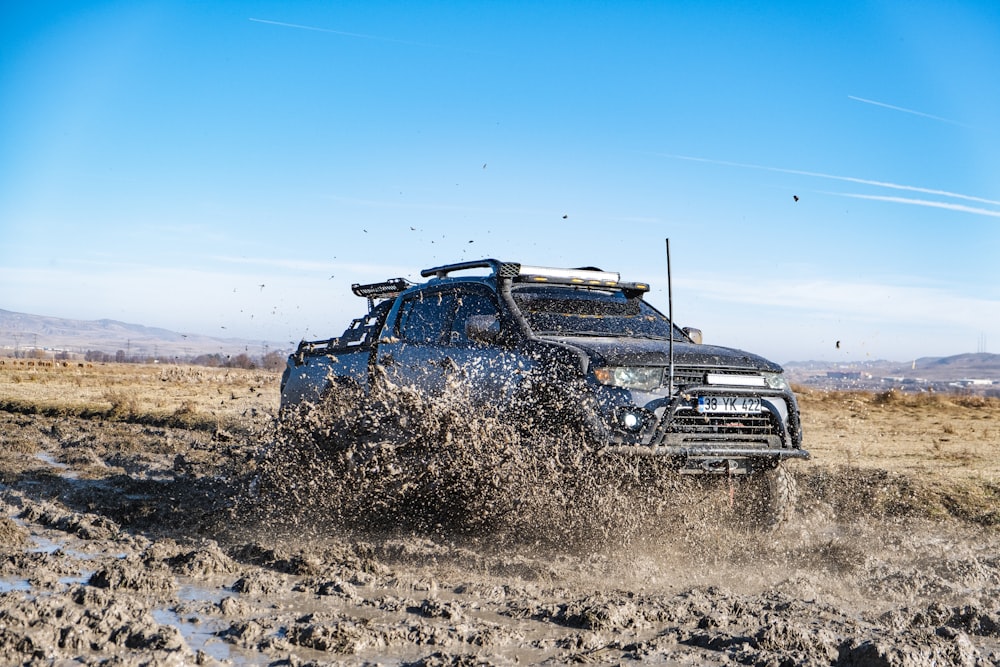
{"left": 1, "top": 387, "right": 999, "bottom": 666}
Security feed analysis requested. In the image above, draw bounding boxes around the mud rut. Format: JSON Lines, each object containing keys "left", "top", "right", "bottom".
{"left": 0, "top": 387, "right": 998, "bottom": 666}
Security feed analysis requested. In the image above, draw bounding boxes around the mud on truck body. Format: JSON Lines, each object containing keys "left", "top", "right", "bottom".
{"left": 281, "top": 259, "right": 807, "bottom": 498}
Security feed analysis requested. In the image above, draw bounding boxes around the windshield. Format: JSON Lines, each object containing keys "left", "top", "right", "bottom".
{"left": 510, "top": 284, "right": 687, "bottom": 339}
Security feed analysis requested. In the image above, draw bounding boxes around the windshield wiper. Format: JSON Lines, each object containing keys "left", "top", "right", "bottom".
{"left": 623, "top": 333, "right": 683, "bottom": 341}
{"left": 533, "top": 330, "right": 612, "bottom": 337}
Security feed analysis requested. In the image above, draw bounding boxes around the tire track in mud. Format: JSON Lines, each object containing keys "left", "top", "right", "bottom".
{"left": 0, "top": 402, "right": 999, "bottom": 665}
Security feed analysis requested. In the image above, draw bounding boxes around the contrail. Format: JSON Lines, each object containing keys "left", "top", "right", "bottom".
{"left": 662, "top": 154, "right": 1000, "bottom": 208}
{"left": 834, "top": 193, "right": 1000, "bottom": 218}
{"left": 847, "top": 95, "right": 971, "bottom": 128}
{"left": 249, "top": 17, "right": 431, "bottom": 47}
{"left": 248, "top": 17, "right": 485, "bottom": 54}
{"left": 249, "top": 17, "right": 381, "bottom": 39}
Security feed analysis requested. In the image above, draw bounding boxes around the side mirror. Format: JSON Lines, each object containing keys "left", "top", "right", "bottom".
{"left": 683, "top": 327, "right": 703, "bottom": 345}
{"left": 466, "top": 314, "right": 500, "bottom": 343}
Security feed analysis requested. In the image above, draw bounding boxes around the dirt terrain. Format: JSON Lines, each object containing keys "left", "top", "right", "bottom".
{"left": 0, "top": 363, "right": 998, "bottom": 666}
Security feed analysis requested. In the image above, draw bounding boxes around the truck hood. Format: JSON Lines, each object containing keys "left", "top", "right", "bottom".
{"left": 541, "top": 335, "right": 784, "bottom": 373}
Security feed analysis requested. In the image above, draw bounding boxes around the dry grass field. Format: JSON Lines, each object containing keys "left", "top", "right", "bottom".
{"left": 0, "top": 361, "right": 280, "bottom": 431}
{"left": 798, "top": 387, "right": 1000, "bottom": 483}
{"left": 796, "top": 386, "right": 1000, "bottom": 525}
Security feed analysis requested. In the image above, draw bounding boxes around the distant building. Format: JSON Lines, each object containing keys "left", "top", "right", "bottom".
{"left": 954, "top": 379, "right": 994, "bottom": 387}
{"left": 826, "top": 371, "right": 863, "bottom": 380}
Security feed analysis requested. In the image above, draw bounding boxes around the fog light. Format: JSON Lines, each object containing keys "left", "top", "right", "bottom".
{"left": 615, "top": 407, "right": 648, "bottom": 433}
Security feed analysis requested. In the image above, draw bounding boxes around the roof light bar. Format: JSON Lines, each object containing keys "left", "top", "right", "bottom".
{"left": 517, "top": 265, "right": 621, "bottom": 284}
{"left": 351, "top": 278, "right": 412, "bottom": 299}
{"left": 417, "top": 258, "right": 649, "bottom": 292}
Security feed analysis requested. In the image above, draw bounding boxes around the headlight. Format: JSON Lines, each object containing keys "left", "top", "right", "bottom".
{"left": 762, "top": 372, "right": 789, "bottom": 390}
{"left": 593, "top": 366, "right": 663, "bottom": 391}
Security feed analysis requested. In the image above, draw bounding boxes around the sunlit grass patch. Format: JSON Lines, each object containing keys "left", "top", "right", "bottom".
{"left": 0, "top": 362, "right": 280, "bottom": 431}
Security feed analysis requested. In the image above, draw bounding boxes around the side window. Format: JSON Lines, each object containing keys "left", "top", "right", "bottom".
{"left": 449, "top": 291, "right": 500, "bottom": 346}
{"left": 396, "top": 291, "right": 454, "bottom": 344}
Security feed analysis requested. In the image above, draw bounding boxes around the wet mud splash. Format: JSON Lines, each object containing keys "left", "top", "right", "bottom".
{"left": 1, "top": 389, "right": 999, "bottom": 665}
{"left": 246, "top": 380, "right": 769, "bottom": 548}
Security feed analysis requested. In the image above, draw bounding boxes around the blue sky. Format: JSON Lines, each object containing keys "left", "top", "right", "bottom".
{"left": 2, "top": 1, "right": 999, "bottom": 363}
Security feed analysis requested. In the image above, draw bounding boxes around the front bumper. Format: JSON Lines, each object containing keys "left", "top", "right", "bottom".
{"left": 597, "top": 443, "right": 810, "bottom": 474}
{"left": 591, "top": 385, "right": 808, "bottom": 472}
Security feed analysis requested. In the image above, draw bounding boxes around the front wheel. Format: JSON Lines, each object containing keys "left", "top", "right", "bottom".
{"left": 734, "top": 463, "right": 798, "bottom": 530}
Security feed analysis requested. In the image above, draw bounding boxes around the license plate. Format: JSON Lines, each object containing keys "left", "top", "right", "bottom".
{"left": 697, "top": 396, "right": 763, "bottom": 414}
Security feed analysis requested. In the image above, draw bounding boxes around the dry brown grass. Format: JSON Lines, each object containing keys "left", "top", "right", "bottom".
{"left": 794, "top": 386, "right": 1000, "bottom": 523}
{"left": 0, "top": 362, "right": 280, "bottom": 431}
{"left": 796, "top": 386, "right": 1000, "bottom": 483}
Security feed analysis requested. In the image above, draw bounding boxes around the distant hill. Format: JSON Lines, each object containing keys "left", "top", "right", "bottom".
{"left": 0, "top": 309, "right": 286, "bottom": 360}
{"left": 907, "top": 353, "right": 1000, "bottom": 379}
{"left": 785, "top": 353, "right": 1000, "bottom": 382}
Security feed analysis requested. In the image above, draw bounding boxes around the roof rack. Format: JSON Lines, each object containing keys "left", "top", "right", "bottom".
{"left": 351, "top": 278, "right": 413, "bottom": 309}
{"left": 419, "top": 259, "right": 649, "bottom": 293}
{"left": 420, "top": 259, "right": 517, "bottom": 279}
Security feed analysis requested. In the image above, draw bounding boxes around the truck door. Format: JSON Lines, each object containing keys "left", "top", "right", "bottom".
{"left": 442, "top": 287, "right": 527, "bottom": 404}
{"left": 378, "top": 288, "right": 455, "bottom": 395}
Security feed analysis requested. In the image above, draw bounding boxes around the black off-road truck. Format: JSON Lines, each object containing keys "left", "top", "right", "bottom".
{"left": 281, "top": 259, "right": 808, "bottom": 524}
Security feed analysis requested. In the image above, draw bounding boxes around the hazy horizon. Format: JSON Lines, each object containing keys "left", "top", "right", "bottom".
{"left": 3, "top": 305, "right": 998, "bottom": 368}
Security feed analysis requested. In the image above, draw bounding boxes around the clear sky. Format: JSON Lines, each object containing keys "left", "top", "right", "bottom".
{"left": 2, "top": 1, "right": 999, "bottom": 363}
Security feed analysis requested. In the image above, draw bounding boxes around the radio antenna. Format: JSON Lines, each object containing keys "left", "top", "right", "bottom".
{"left": 666, "top": 238, "right": 674, "bottom": 396}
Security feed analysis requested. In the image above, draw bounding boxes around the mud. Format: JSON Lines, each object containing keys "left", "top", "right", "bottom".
{"left": 1, "top": 388, "right": 999, "bottom": 666}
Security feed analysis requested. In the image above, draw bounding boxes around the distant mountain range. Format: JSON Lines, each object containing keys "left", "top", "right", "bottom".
{"left": 908, "top": 353, "right": 1000, "bottom": 378}
{"left": 0, "top": 309, "right": 287, "bottom": 360}
{"left": 784, "top": 353, "right": 1000, "bottom": 382}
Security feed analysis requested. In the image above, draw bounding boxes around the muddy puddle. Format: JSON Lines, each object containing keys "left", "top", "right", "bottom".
{"left": 0, "top": 397, "right": 998, "bottom": 665}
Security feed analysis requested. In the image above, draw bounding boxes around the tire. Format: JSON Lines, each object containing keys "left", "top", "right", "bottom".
{"left": 735, "top": 463, "right": 797, "bottom": 530}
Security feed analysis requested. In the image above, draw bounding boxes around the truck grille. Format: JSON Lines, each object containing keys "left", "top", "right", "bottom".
{"left": 666, "top": 406, "right": 780, "bottom": 443}
{"left": 664, "top": 367, "right": 704, "bottom": 386}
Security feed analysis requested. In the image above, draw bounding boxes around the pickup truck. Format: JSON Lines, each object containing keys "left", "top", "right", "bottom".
{"left": 281, "top": 259, "right": 807, "bottom": 501}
